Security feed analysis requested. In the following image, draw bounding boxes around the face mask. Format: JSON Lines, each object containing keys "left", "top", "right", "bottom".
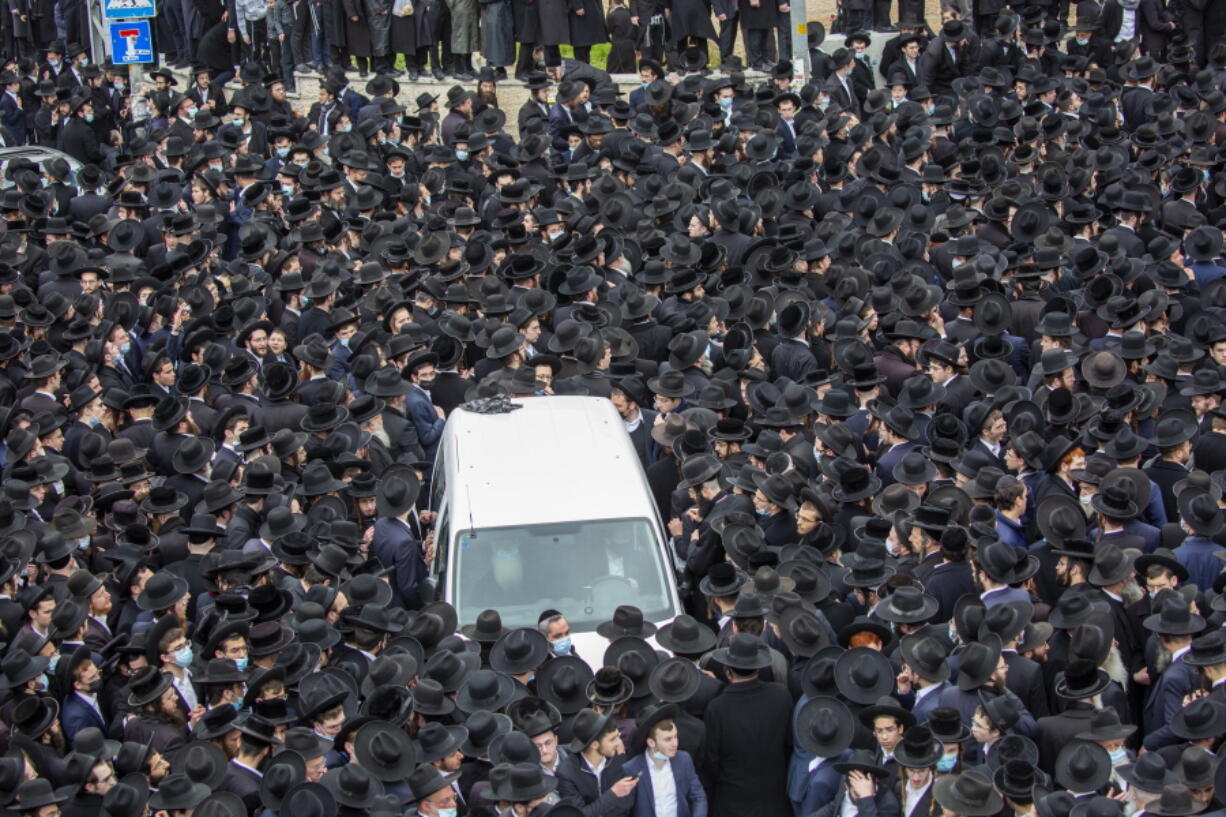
{"left": 1076, "top": 36, "right": 1089, "bottom": 45}
{"left": 719, "top": 97, "right": 733, "bottom": 109}
{"left": 48, "top": 58, "right": 60, "bottom": 68}
{"left": 1203, "top": 169, "right": 1211, "bottom": 185}
{"left": 553, "top": 636, "right": 573, "bottom": 655}
{"left": 173, "top": 646, "right": 194, "bottom": 667}
{"left": 232, "top": 116, "right": 245, "bottom": 128}
{"left": 84, "top": 113, "right": 93, "bottom": 123}
{"left": 936, "top": 753, "right": 957, "bottom": 772}
{"left": 926, "top": 103, "right": 936, "bottom": 115}
{"left": 79, "top": 58, "right": 89, "bottom": 67}
{"left": 641, "top": 81, "right": 651, "bottom": 89}
{"left": 321, "top": 148, "right": 331, "bottom": 161}
{"left": 48, "top": 654, "right": 60, "bottom": 674}
{"left": 755, "top": 507, "right": 769, "bottom": 517}
{"left": 651, "top": 751, "right": 668, "bottom": 762}
{"left": 339, "top": 337, "right": 350, "bottom": 349}
{"left": 281, "top": 184, "right": 295, "bottom": 196}
{"left": 52, "top": 480, "right": 64, "bottom": 495}
{"left": 390, "top": 171, "right": 404, "bottom": 179}
{"left": 948, "top": 623, "right": 958, "bottom": 643}
{"left": 855, "top": 52, "right": 867, "bottom": 60}
{"left": 39, "top": 673, "right": 51, "bottom": 691}
{"left": 209, "top": 163, "right": 223, "bottom": 173}
{"left": 336, "top": 125, "right": 351, "bottom": 133}
{"left": 88, "top": 416, "right": 101, "bottom": 427}
{"left": 1109, "top": 748, "right": 1127, "bottom": 765}
{"left": 294, "top": 159, "right": 308, "bottom": 168}
{"left": 548, "top": 229, "right": 564, "bottom": 242}
{"left": 185, "top": 107, "right": 198, "bottom": 119}
{"left": 113, "top": 81, "right": 125, "bottom": 92}
{"left": 437, "top": 809, "right": 458, "bottom": 817}
{"left": 119, "top": 341, "right": 131, "bottom": 356}
{"left": 75, "top": 536, "right": 89, "bottom": 550}
{"left": 231, "top": 699, "right": 244, "bottom": 712}
{"left": 455, "top": 149, "right": 469, "bottom": 161}
{"left": 423, "top": 194, "right": 432, "bottom": 206}
{"left": 86, "top": 678, "right": 103, "bottom": 693}
{"left": 234, "top": 656, "right": 249, "bottom": 672}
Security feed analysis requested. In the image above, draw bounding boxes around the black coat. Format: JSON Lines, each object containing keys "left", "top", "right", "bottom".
{"left": 1036, "top": 702, "right": 1096, "bottom": 775}
{"left": 58, "top": 115, "right": 105, "bottom": 164}
{"left": 922, "top": 561, "right": 975, "bottom": 623}
{"left": 702, "top": 678, "right": 793, "bottom": 817}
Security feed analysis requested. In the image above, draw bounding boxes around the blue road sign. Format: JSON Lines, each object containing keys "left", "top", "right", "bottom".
{"left": 108, "top": 20, "right": 154, "bottom": 64}
{"left": 103, "top": 0, "right": 156, "bottom": 20}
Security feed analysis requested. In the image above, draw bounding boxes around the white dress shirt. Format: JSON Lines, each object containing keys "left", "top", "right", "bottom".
{"left": 649, "top": 756, "right": 678, "bottom": 817}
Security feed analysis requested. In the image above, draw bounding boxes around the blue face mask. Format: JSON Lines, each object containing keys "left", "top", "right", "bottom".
{"left": 231, "top": 699, "right": 244, "bottom": 712}
{"left": 339, "top": 337, "right": 350, "bottom": 349}
{"left": 84, "top": 113, "right": 93, "bottom": 123}
{"left": 1109, "top": 748, "right": 1127, "bottom": 765}
{"left": 455, "top": 149, "right": 469, "bottom": 161}
{"left": 651, "top": 750, "right": 668, "bottom": 762}
{"left": 553, "top": 636, "right": 573, "bottom": 655}
{"left": 936, "top": 753, "right": 957, "bottom": 772}
{"left": 755, "top": 507, "right": 769, "bottom": 517}
{"left": 234, "top": 656, "right": 249, "bottom": 672}
{"left": 232, "top": 116, "right": 245, "bottom": 128}
{"left": 282, "top": 184, "right": 295, "bottom": 196}
{"left": 119, "top": 341, "right": 130, "bottom": 355}
{"left": 437, "top": 809, "right": 457, "bottom": 817}
{"left": 926, "top": 103, "right": 936, "bottom": 115}
{"left": 75, "top": 536, "right": 89, "bottom": 550}
{"left": 275, "top": 146, "right": 289, "bottom": 158}
{"left": 88, "top": 416, "right": 101, "bottom": 427}
{"left": 174, "top": 646, "right": 194, "bottom": 667}
{"left": 1076, "top": 36, "right": 1089, "bottom": 45}
{"left": 48, "top": 654, "right": 60, "bottom": 674}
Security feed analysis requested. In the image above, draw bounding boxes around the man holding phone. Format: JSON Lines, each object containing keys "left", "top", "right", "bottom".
{"left": 556, "top": 707, "right": 640, "bottom": 815}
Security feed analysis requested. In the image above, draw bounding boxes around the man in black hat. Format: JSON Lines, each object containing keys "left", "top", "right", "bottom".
{"left": 702, "top": 633, "right": 793, "bottom": 817}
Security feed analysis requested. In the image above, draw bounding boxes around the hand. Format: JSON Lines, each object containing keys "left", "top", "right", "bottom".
{"left": 1133, "top": 667, "right": 1151, "bottom": 685}
{"left": 351, "top": 14, "right": 358, "bottom": 18}
{"left": 434, "top": 404, "right": 445, "bottom": 419}
{"left": 778, "top": 2, "right": 788, "bottom": 9}
{"left": 187, "top": 706, "right": 206, "bottom": 728}
{"left": 717, "top": 11, "right": 726, "bottom": 18}
{"left": 423, "top": 533, "right": 436, "bottom": 565}
{"left": 279, "top": 32, "right": 285, "bottom": 39}
{"left": 575, "top": 6, "right": 583, "bottom": 12}
{"left": 896, "top": 665, "right": 913, "bottom": 695}
{"left": 667, "top": 517, "right": 683, "bottom": 537}
{"left": 243, "top": 35, "right": 251, "bottom": 43}
{"left": 848, "top": 771, "right": 875, "bottom": 799}
{"left": 227, "top": 28, "right": 236, "bottom": 42}
{"left": 685, "top": 506, "right": 702, "bottom": 523}
{"left": 630, "top": 14, "right": 637, "bottom": 22}
{"left": 611, "top": 777, "right": 640, "bottom": 798}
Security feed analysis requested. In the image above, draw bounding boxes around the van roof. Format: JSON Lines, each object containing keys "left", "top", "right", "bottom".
{"left": 442, "top": 396, "right": 657, "bottom": 531}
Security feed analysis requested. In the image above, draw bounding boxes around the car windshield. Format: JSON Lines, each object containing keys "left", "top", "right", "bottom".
{"left": 452, "top": 517, "right": 675, "bottom": 631}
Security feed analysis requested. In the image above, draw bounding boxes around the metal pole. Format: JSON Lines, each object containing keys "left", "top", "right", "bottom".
{"left": 790, "top": 2, "right": 808, "bottom": 83}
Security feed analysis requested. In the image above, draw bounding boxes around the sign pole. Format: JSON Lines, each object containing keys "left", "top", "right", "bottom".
{"left": 791, "top": 2, "right": 809, "bottom": 83}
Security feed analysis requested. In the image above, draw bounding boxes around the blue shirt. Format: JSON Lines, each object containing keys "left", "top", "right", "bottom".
{"left": 996, "top": 510, "right": 1028, "bottom": 550}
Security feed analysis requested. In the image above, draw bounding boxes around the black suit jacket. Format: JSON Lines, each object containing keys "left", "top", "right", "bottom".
{"left": 58, "top": 115, "right": 105, "bottom": 164}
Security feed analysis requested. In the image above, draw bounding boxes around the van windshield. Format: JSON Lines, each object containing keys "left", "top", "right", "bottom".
{"left": 452, "top": 517, "right": 675, "bottom": 631}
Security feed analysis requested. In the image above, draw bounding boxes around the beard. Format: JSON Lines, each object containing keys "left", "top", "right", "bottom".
{"left": 371, "top": 428, "right": 392, "bottom": 449}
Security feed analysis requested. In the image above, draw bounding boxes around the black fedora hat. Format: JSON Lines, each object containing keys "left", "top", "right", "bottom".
{"left": 1054, "top": 741, "right": 1112, "bottom": 794}
{"left": 489, "top": 628, "right": 550, "bottom": 676}
{"left": 794, "top": 696, "right": 855, "bottom": 758}
{"left": 353, "top": 721, "right": 417, "bottom": 782}
{"left": 900, "top": 634, "right": 951, "bottom": 683}
{"left": 934, "top": 771, "right": 1004, "bottom": 817}
{"left": 654, "top": 614, "right": 716, "bottom": 655}
{"left": 895, "top": 725, "right": 944, "bottom": 768}
{"left": 595, "top": 605, "right": 658, "bottom": 639}
{"left": 834, "top": 646, "right": 894, "bottom": 704}
{"left": 535, "top": 655, "right": 593, "bottom": 715}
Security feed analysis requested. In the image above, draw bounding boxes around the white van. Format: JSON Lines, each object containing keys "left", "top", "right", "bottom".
{"left": 426, "top": 395, "right": 682, "bottom": 663}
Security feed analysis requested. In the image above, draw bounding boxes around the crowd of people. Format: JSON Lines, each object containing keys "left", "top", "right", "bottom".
{"left": 3, "top": 2, "right": 1226, "bottom": 817}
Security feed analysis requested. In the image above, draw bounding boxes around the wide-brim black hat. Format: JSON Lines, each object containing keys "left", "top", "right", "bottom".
{"left": 794, "top": 696, "right": 855, "bottom": 758}
{"left": 1054, "top": 741, "right": 1113, "bottom": 794}
{"left": 834, "top": 647, "right": 894, "bottom": 704}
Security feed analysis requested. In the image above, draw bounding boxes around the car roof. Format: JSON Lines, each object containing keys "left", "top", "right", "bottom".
{"left": 443, "top": 396, "right": 658, "bottom": 531}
